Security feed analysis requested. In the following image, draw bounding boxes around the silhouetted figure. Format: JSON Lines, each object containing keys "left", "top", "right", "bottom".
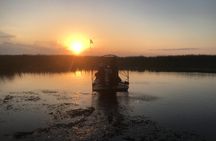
{"left": 95, "top": 64, "right": 105, "bottom": 85}
{"left": 108, "top": 57, "right": 121, "bottom": 86}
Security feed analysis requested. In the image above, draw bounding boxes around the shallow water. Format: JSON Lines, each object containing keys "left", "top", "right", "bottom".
{"left": 0, "top": 71, "right": 216, "bottom": 140}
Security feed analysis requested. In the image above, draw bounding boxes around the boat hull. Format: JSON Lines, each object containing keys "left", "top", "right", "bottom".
{"left": 92, "top": 82, "right": 129, "bottom": 92}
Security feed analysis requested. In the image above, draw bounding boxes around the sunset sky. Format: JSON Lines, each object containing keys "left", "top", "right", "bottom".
{"left": 0, "top": 0, "right": 216, "bottom": 56}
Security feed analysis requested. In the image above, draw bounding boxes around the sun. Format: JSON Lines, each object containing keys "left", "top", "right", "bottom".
{"left": 61, "top": 34, "right": 89, "bottom": 55}
{"left": 70, "top": 41, "right": 83, "bottom": 55}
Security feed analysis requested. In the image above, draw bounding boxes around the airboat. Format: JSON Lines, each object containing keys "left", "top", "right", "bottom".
{"left": 91, "top": 55, "right": 129, "bottom": 92}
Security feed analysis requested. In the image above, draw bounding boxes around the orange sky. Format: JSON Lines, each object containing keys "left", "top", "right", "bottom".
{"left": 0, "top": 0, "right": 216, "bottom": 56}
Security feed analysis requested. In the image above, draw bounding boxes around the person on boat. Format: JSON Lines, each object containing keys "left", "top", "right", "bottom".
{"left": 95, "top": 64, "right": 105, "bottom": 85}
{"left": 104, "top": 65, "right": 112, "bottom": 86}
{"left": 107, "top": 58, "right": 121, "bottom": 86}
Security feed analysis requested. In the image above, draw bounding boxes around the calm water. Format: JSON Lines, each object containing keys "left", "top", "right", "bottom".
{"left": 0, "top": 71, "right": 216, "bottom": 140}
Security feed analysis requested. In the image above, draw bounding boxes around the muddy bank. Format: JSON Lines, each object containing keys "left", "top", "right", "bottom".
{"left": 13, "top": 107, "right": 95, "bottom": 140}
{"left": 0, "top": 91, "right": 206, "bottom": 141}
{"left": 13, "top": 113, "right": 205, "bottom": 141}
{"left": 0, "top": 93, "right": 41, "bottom": 111}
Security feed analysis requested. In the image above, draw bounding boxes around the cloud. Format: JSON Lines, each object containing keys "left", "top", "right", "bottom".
{"left": 0, "top": 31, "right": 15, "bottom": 44}
{"left": 0, "top": 31, "right": 15, "bottom": 39}
{"left": 0, "top": 42, "right": 70, "bottom": 55}
{"left": 0, "top": 34, "right": 70, "bottom": 54}
{"left": 153, "top": 48, "right": 200, "bottom": 51}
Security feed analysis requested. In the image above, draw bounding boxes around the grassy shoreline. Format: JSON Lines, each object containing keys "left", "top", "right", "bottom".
{"left": 0, "top": 55, "right": 216, "bottom": 73}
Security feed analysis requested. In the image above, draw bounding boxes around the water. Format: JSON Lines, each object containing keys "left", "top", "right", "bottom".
{"left": 0, "top": 71, "right": 216, "bottom": 140}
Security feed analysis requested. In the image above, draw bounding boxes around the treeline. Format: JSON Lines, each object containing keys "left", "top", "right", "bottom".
{"left": 0, "top": 55, "right": 216, "bottom": 73}
{"left": 118, "top": 55, "right": 216, "bottom": 72}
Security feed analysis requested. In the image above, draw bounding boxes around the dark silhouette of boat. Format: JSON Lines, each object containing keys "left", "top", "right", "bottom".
{"left": 92, "top": 55, "right": 129, "bottom": 92}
